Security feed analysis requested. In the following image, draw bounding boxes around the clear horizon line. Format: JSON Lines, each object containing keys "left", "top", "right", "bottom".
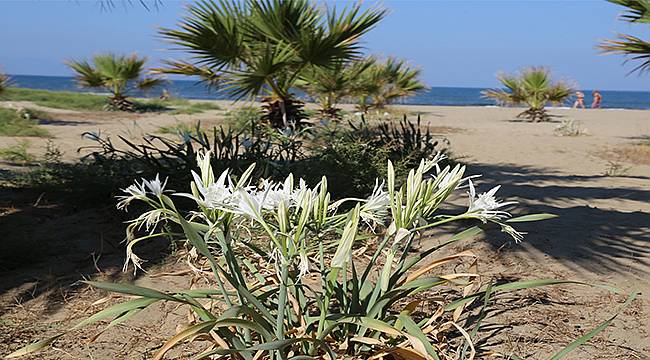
{"left": 7, "top": 72, "right": 650, "bottom": 93}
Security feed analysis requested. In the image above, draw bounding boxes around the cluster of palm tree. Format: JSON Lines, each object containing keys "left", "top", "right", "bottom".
{"left": 482, "top": 67, "right": 574, "bottom": 122}
{"left": 156, "top": 0, "right": 423, "bottom": 127}
{"left": 300, "top": 57, "right": 425, "bottom": 119}
{"left": 67, "top": 53, "right": 163, "bottom": 111}
{"left": 600, "top": 0, "right": 650, "bottom": 74}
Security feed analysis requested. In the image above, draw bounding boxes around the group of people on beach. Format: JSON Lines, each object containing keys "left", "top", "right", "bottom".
{"left": 573, "top": 91, "right": 602, "bottom": 109}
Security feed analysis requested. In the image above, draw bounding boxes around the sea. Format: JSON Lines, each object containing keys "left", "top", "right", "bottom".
{"left": 7, "top": 74, "right": 650, "bottom": 110}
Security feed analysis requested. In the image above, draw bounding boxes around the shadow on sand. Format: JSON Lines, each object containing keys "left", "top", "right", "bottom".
{"left": 468, "top": 163, "right": 650, "bottom": 277}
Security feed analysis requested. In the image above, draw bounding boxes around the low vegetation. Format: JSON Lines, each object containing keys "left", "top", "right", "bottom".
{"left": 482, "top": 67, "right": 574, "bottom": 122}
{"left": 0, "top": 88, "right": 107, "bottom": 111}
{"left": 0, "top": 107, "right": 50, "bottom": 137}
{"left": 0, "top": 140, "right": 34, "bottom": 162}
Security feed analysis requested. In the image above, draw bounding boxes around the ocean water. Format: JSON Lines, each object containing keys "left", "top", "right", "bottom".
{"left": 7, "top": 74, "right": 650, "bottom": 110}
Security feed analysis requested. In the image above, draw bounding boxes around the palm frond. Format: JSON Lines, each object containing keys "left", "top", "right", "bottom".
{"left": 483, "top": 67, "right": 574, "bottom": 116}
{"left": 608, "top": 0, "right": 650, "bottom": 23}
{"left": 600, "top": 34, "right": 650, "bottom": 73}
{"left": 67, "top": 60, "right": 105, "bottom": 88}
{"left": 137, "top": 77, "right": 165, "bottom": 92}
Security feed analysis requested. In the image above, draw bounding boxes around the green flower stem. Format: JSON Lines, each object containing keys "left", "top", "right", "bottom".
{"left": 275, "top": 264, "right": 290, "bottom": 359}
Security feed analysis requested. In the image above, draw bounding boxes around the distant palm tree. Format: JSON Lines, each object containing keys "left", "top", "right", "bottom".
{"left": 482, "top": 67, "right": 574, "bottom": 122}
{"left": 0, "top": 73, "right": 10, "bottom": 95}
{"left": 600, "top": 0, "right": 650, "bottom": 73}
{"left": 300, "top": 58, "right": 375, "bottom": 119}
{"left": 157, "top": 0, "right": 386, "bottom": 128}
{"left": 354, "top": 58, "right": 426, "bottom": 111}
{"left": 67, "top": 53, "right": 163, "bottom": 111}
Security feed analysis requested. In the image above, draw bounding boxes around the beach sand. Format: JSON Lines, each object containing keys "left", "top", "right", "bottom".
{"left": 1, "top": 101, "right": 648, "bottom": 358}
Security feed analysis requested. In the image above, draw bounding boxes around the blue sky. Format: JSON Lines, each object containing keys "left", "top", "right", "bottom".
{"left": 1, "top": 0, "right": 648, "bottom": 90}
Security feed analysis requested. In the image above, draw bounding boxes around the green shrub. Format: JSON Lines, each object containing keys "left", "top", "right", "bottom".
{"left": 0, "top": 107, "right": 50, "bottom": 137}
{"left": 0, "top": 140, "right": 34, "bottom": 162}
{"left": 225, "top": 106, "right": 261, "bottom": 132}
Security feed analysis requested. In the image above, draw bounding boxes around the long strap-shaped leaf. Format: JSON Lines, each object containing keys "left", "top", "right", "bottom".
{"left": 444, "top": 279, "right": 621, "bottom": 311}
{"left": 5, "top": 297, "right": 159, "bottom": 358}
{"left": 153, "top": 318, "right": 275, "bottom": 360}
{"left": 549, "top": 291, "right": 639, "bottom": 360}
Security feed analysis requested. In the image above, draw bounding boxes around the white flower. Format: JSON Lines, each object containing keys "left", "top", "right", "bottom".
{"left": 143, "top": 174, "right": 168, "bottom": 198}
{"left": 116, "top": 180, "right": 147, "bottom": 210}
{"left": 501, "top": 224, "right": 525, "bottom": 242}
{"left": 236, "top": 188, "right": 265, "bottom": 220}
{"left": 297, "top": 252, "right": 310, "bottom": 280}
{"left": 466, "top": 180, "right": 515, "bottom": 222}
{"left": 360, "top": 180, "right": 390, "bottom": 225}
{"left": 188, "top": 169, "right": 240, "bottom": 210}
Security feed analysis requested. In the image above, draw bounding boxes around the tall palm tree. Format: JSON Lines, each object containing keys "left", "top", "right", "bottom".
{"left": 67, "top": 53, "right": 163, "bottom": 111}
{"left": 299, "top": 57, "right": 375, "bottom": 119}
{"left": 354, "top": 57, "right": 426, "bottom": 111}
{"left": 600, "top": 0, "right": 650, "bottom": 73}
{"left": 157, "top": 0, "right": 386, "bottom": 128}
{"left": 482, "top": 67, "right": 574, "bottom": 122}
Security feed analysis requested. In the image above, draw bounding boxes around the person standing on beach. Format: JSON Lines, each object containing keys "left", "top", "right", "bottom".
{"left": 573, "top": 91, "right": 586, "bottom": 108}
{"left": 591, "top": 91, "right": 602, "bottom": 108}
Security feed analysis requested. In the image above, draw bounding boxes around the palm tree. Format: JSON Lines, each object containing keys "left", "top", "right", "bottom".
{"left": 157, "top": 0, "right": 386, "bottom": 128}
{"left": 67, "top": 53, "right": 163, "bottom": 111}
{"left": 0, "top": 73, "right": 10, "bottom": 95}
{"left": 482, "top": 67, "right": 574, "bottom": 122}
{"left": 354, "top": 57, "right": 426, "bottom": 111}
{"left": 299, "top": 57, "right": 375, "bottom": 119}
{"left": 600, "top": 0, "right": 650, "bottom": 73}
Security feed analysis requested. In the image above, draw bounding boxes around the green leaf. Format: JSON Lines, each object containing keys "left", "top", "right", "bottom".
{"left": 4, "top": 335, "right": 64, "bottom": 358}
{"left": 445, "top": 279, "right": 621, "bottom": 311}
{"left": 550, "top": 291, "right": 639, "bottom": 360}
{"left": 83, "top": 281, "right": 178, "bottom": 301}
{"left": 331, "top": 205, "right": 360, "bottom": 269}
{"left": 506, "top": 213, "right": 558, "bottom": 223}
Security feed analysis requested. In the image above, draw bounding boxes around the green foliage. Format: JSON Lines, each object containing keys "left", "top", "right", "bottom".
{"left": 0, "top": 73, "right": 11, "bottom": 94}
{"left": 0, "top": 107, "right": 50, "bottom": 137}
{"left": 0, "top": 88, "right": 107, "bottom": 111}
{"left": 354, "top": 57, "right": 427, "bottom": 111}
{"left": 75, "top": 116, "right": 443, "bottom": 199}
{"left": 67, "top": 53, "right": 163, "bottom": 111}
{"left": 8, "top": 152, "right": 632, "bottom": 359}
{"left": 157, "top": 0, "right": 386, "bottom": 127}
{"left": 601, "top": 0, "right": 650, "bottom": 73}
{"left": 482, "top": 67, "right": 574, "bottom": 122}
{"left": 224, "top": 106, "right": 261, "bottom": 132}
{"left": 0, "top": 140, "right": 35, "bottom": 162}
{"left": 300, "top": 57, "right": 375, "bottom": 119}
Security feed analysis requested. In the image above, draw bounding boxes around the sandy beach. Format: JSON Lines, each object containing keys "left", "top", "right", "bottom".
{"left": 1, "top": 101, "right": 648, "bottom": 358}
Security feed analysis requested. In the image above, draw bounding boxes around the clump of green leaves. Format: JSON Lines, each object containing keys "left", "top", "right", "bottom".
{"left": 8, "top": 150, "right": 634, "bottom": 360}
{"left": 0, "top": 140, "right": 35, "bottom": 162}
{"left": 482, "top": 67, "right": 574, "bottom": 122}
{"left": 0, "top": 107, "right": 50, "bottom": 137}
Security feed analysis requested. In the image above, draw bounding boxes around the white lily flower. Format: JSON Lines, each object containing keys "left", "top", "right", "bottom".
{"left": 116, "top": 180, "right": 147, "bottom": 210}
{"left": 466, "top": 180, "right": 515, "bottom": 222}
{"left": 297, "top": 252, "right": 310, "bottom": 280}
{"left": 236, "top": 188, "right": 265, "bottom": 220}
{"left": 501, "top": 224, "right": 525, "bottom": 242}
{"left": 360, "top": 180, "right": 390, "bottom": 226}
{"left": 143, "top": 174, "right": 168, "bottom": 198}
